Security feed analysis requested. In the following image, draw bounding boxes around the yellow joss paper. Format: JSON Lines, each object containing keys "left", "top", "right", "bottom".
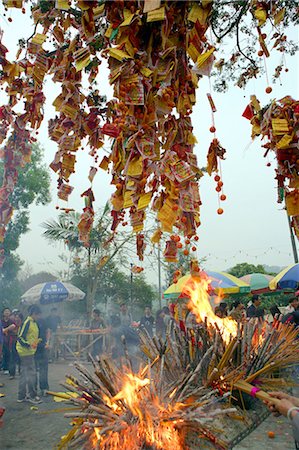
{"left": 196, "top": 48, "right": 215, "bottom": 68}
{"left": 97, "top": 255, "right": 109, "bottom": 269}
{"left": 254, "top": 7, "right": 267, "bottom": 26}
{"left": 274, "top": 8, "right": 285, "bottom": 25}
{"left": 187, "top": 44, "right": 200, "bottom": 63}
{"left": 74, "top": 48, "right": 90, "bottom": 72}
{"left": 276, "top": 134, "right": 293, "bottom": 149}
{"left": 127, "top": 157, "right": 143, "bottom": 177}
{"left": 140, "top": 67, "right": 153, "bottom": 77}
{"left": 55, "top": 0, "right": 70, "bottom": 9}
{"left": 31, "top": 33, "right": 47, "bottom": 45}
{"left": 108, "top": 48, "right": 133, "bottom": 61}
{"left": 5, "top": 0, "right": 22, "bottom": 7}
{"left": 105, "top": 25, "right": 113, "bottom": 39}
{"left": 53, "top": 392, "right": 79, "bottom": 402}
{"left": 120, "top": 10, "right": 135, "bottom": 27}
{"left": 143, "top": 0, "right": 161, "bottom": 13}
{"left": 123, "top": 191, "right": 134, "bottom": 209}
{"left": 147, "top": 6, "right": 165, "bottom": 22}
{"left": 99, "top": 156, "right": 110, "bottom": 171}
{"left": 188, "top": 4, "right": 210, "bottom": 24}
{"left": 271, "top": 118, "right": 289, "bottom": 135}
{"left": 250, "top": 95, "right": 261, "bottom": 112}
{"left": 286, "top": 191, "right": 299, "bottom": 217}
{"left": 93, "top": 5, "right": 104, "bottom": 17}
{"left": 151, "top": 228, "right": 162, "bottom": 244}
{"left": 158, "top": 200, "right": 177, "bottom": 232}
{"left": 137, "top": 192, "right": 152, "bottom": 210}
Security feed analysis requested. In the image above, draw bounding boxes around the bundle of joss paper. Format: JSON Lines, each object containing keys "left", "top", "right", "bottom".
{"left": 0, "top": 0, "right": 224, "bottom": 265}
{"left": 243, "top": 95, "right": 299, "bottom": 239}
{"left": 49, "top": 276, "right": 299, "bottom": 450}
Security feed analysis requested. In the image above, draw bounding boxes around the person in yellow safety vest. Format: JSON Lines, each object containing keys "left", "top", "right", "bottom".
{"left": 16, "top": 305, "right": 42, "bottom": 404}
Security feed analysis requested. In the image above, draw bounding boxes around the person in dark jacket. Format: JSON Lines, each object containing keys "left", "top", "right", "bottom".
{"left": 246, "top": 295, "right": 264, "bottom": 320}
{"left": 139, "top": 306, "right": 155, "bottom": 337}
{"left": 1, "top": 308, "right": 16, "bottom": 374}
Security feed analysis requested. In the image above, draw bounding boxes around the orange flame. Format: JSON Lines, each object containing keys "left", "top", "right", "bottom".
{"left": 183, "top": 276, "right": 237, "bottom": 344}
{"left": 93, "top": 372, "right": 183, "bottom": 450}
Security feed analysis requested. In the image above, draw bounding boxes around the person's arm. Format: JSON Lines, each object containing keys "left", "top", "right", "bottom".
{"left": 45, "top": 328, "right": 51, "bottom": 349}
{"left": 292, "top": 412, "right": 299, "bottom": 443}
{"left": 3, "top": 323, "right": 17, "bottom": 334}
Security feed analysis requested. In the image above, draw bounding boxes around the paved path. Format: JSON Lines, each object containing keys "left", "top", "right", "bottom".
{"left": 0, "top": 362, "right": 297, "bottom": 449}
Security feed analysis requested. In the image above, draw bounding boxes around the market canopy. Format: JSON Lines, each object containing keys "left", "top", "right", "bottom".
{"left": 21, "top": 281, "right": 85, "bottom": 305}
{"left": 269, "top": 263, "right": 299, "bottom": 291}
{"left": 164, "top": 271, "right": 251, "bottom": 299}
{"left": 240, "top": 273, "right": 274, "bottom": 295}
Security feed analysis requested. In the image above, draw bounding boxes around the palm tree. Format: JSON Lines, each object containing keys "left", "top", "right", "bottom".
{"left": 42, "top": 203, "right": 133, "bottom": 316}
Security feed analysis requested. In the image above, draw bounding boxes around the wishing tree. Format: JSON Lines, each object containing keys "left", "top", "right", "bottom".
{"left": 0, "top": 0, "right": 298, "bottom": 267}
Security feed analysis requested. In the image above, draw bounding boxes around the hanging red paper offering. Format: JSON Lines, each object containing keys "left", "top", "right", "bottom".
{"left": 244, "top": 95, "right": 299, "bottom": 238}
{"left": 0, "top": 0, "right": 296, "bottom": 265}
{"left": 0, "top": 0, "right": 215, "bottom": 263}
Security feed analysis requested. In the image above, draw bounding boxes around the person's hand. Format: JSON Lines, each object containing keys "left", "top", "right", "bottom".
{"left": 269, "top": 392, "right": 299, "bottom": 408}
{"left": 269, "top": 391, "right": 292, "bottom": 401}
{"left": 266, "top": 395, "right": 296, "bottom": 418}
{"left": 31, "top": 343, "right": 38, "bottom": 349}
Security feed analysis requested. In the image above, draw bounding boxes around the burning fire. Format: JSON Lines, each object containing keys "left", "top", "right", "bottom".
{"left": 94, "top": 371, "right": 183, "bottom": 450}
{"left": 184, "top": 276, "right": 238, "bottom": 344}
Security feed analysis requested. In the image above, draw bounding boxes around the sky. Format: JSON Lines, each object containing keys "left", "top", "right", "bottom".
{"left": 0, "top": 6, "right": 298, "bottom": 288}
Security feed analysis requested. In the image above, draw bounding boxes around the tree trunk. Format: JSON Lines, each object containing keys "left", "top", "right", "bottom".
{"left": 86, "top": 272, "right": 99, "bottom": 318}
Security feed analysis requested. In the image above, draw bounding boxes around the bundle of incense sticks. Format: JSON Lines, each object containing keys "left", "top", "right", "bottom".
{"left": 49, "top": 356, "right": 235, "bottom": 450}
{"left": 139, "top": 318, "right": 298, "bottom": 396}
{"left": 52, "top": 315, "right": 298, "bottom": 449}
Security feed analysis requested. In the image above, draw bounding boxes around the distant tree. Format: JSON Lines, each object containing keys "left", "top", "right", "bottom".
{"left": 42, "top": 204, "right": 135, "bottom": 316}
{"left": 20, "top": 271, "right": 57, "bottom": 293}
{"left": 0, "top": 144, "right": 51, "bottom": 309}
{"left": 70, "top": 259, "right": 155, "bottom": 317}
{"left": 228, "top": 262, "right": 267, "bottom": 278}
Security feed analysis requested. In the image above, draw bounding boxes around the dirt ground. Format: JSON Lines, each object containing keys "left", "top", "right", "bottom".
{"left": 0, "top": 361, "right": 296, "bottom": 450}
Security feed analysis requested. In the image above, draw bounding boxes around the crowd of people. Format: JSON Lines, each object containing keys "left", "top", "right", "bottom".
{"left": 1, "top": 294, "right": 298, "bottom": 447}
{"left": 213, "top": 294, "right": 299, "bottom": 327}
{"left": 0, "top": 306, "right": 62, "bottom": 404}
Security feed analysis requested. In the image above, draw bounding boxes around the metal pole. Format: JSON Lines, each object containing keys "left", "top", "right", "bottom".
{"left": 158, "top": 243, "right": 162, "bottom": 309}
{"left": 130, "top": 263, "right": 133, "bottom": 304}
{"left": 286, "top": 211, "right": 298, "bottom": 263}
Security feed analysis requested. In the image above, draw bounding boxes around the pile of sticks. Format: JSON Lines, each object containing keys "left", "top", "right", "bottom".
{"left": 139, "top": 316, "right": 298, "bottom": 396}
{"left": 51, "top": 317, "right": 298, "bottom": 449}
{"left": 53, "top": 355, "right": 235, "bottom": 450}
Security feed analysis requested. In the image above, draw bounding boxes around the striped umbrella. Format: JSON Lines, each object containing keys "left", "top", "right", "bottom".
{"left": 21, "top": 281, "right": 85, "bottom": 305}
{"left": 269, "top": 263, "right": 299, "bottom": 291}
{"left": 240, "top": 273, "right": 274, "bottom": 294}
{"left": 164, "top": 270, "right": 250, "bottom": 299}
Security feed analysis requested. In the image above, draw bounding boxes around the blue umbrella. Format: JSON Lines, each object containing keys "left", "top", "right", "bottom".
{"left": 269, "top": 263, "right": 299, "bottom": 291}
{"left": 21, "top": 281, "right": 85, "bottom": 305}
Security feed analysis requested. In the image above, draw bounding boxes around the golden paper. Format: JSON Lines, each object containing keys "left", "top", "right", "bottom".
{"left": 137, "top": 192, "right": 152, "bottom": 210}
{"left": 147, "top": 6, "right": 165, "bottom": 22}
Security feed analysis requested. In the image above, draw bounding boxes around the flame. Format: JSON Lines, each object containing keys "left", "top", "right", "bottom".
{"left": 184, "top": 276, "right": 237, "bottom": 344}
{"left": 92, "top": 372, "right": 183, "bottom": 450}
{"left": 112, "top": 373, "right": 150, "bottom": 421}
